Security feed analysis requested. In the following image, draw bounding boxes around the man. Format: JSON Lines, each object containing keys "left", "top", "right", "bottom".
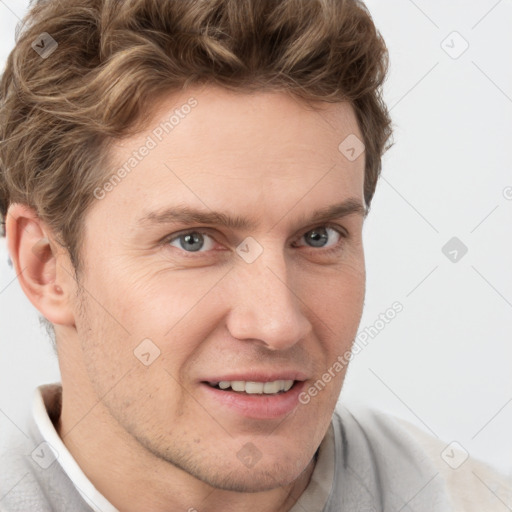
{"left": 0, "top": 0, "right": 510, "bottom": 511}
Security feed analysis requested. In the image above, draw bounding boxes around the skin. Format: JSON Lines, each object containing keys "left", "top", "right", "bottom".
{"left": 7, "top": 84, "right": 367, "bottom": 512}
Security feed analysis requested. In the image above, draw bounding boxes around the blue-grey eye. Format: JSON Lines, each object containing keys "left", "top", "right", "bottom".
{"left": 300, "top": 227, "right": 341, "bottom": 248}
{"left": 169, "top": 231, "right": 215, "bottom": 252}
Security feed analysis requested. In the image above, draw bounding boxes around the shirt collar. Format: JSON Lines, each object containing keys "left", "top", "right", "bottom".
{"left": 32, "top": 383, "right": 119, "bottom": 512}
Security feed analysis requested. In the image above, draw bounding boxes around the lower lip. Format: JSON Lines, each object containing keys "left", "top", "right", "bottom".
{"left": 199, "top": 381, "right": 306, "bottom": 420}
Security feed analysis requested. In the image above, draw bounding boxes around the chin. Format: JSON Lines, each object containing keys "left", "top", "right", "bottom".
{"left": 195, "top": 461, "right": 309, "bottom": 493}
{"left": 162, "top": 448, "right": 312, "bottom": 494}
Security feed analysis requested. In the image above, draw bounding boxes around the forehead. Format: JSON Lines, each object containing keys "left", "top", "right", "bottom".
{"left": 90, "top": 85, "right": 366, "bottom": 233}
{"left": 148, "top": 85, "right": 362, "bottom": 161}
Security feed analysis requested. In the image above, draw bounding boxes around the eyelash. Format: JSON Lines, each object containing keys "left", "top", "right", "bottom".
{"left": 162, "top": 224, "right": 348, "bottom": 257}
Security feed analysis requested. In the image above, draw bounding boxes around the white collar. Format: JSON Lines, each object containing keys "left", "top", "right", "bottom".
{"left": 32, "top": 383, "right": 119, "bottom": 512}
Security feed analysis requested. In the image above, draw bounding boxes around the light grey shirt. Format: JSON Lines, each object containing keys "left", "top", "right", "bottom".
{"left": 1, "top": 383, "right": 511, "bottom": 511}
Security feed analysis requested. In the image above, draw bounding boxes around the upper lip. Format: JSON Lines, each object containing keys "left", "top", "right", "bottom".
{"left": 201, "top": 370, "right": 309, "bottom": 383}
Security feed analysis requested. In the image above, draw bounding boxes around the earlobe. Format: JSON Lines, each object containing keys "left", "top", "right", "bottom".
{"left": 5, "top": 203, "right": 75, "bottom": 326}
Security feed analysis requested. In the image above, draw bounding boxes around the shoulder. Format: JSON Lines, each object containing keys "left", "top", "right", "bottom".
{"left": 0, "top": 423, "right": 91, "bottom": 512}
{"left": 331, "top": 404, "right": 512, "bottom": 512}
{"left": 0, "top": 431, "right": 53, "bottom": 512}
{"left": 395, "top": 414, "right": 512, "bottom": 512}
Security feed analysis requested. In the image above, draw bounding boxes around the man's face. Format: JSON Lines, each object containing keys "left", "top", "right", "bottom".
{"left": 65, "top": 85, "right": 366, "bottom": 492}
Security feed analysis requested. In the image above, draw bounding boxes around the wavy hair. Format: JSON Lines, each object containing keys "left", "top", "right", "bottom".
{"left": 0, "top": 0, "right": 392, "bottom": 274}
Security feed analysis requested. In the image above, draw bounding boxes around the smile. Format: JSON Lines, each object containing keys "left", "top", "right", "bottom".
{"left": 206, "top": 380, "right": 295, "bottom": 394}
{"left": 200, "top": 380, "right": 306, "bottom": 419}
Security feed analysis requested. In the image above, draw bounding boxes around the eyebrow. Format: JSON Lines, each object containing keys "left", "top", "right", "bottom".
{"left": 136, "top": 197, "right": 367, "bottom": 231}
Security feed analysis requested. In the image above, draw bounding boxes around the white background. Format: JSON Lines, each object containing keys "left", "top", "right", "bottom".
{"left": 1, "top": 0, "right": 511, "bottom": 475}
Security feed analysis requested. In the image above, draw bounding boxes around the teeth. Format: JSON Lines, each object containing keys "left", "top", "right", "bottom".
{"left": 231, "top": 381, "right": 246, "bottom": 392}
{"left": 214, "top": 380, "right": 294, "bottom": 394}
{"left": 263, "top": 381, "right": 281, "bottom": 394}
{"left": 245, "top": 382, "right": 264, "bottom": 394}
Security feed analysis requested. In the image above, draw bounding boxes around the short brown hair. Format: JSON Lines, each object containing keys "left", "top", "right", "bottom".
{"left": 0, "top": 0, "right": 392, "bottom": 273}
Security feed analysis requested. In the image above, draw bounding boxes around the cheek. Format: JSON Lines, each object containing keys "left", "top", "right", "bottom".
{"left": 303, "top": 261, "right": 365, "bottom": 316}
{"left": 77, "top": 263, "right": 234, "bottom": 386}
{"left": 302, "top": 263, "right": 365, "bottom": 359}
{"left": 84, "top": 256, "right": 221, "bottom": 333}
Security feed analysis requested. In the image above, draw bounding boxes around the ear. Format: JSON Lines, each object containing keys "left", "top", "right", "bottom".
{"left": 5, "top": 203, "right": 76, "bottom": 326}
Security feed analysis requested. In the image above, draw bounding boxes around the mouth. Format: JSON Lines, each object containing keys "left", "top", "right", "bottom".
{"left": 204, "top": 379, "right": 296, "bottom": 395}
{"left": 199, "top": 378, "right": 306, "bottom": 419}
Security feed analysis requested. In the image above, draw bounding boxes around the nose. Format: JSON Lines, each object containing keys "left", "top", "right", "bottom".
{"left": 225, "top": 250, "right": 313, "bottom": 351}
